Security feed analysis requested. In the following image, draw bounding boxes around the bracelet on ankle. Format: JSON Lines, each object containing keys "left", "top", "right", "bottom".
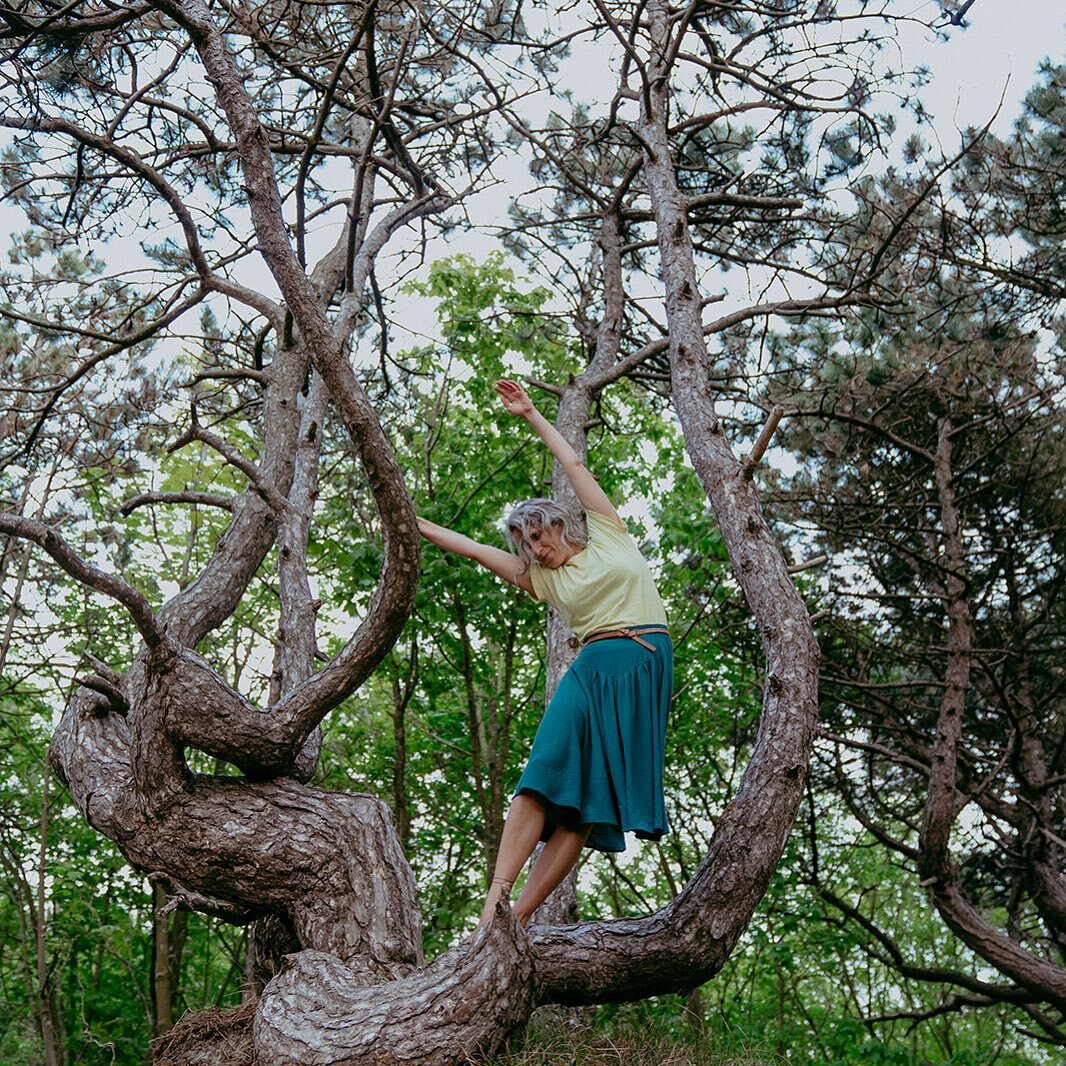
{"left": 490, "top": 876, "right": 513, "bottom": 899}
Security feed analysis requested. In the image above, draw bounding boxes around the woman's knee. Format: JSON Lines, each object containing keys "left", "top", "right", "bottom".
{"left": 508, "top": 792, "right": 547, "bottom": 820}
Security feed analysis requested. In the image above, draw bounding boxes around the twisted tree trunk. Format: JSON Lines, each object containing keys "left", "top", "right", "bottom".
{"left": 10, "top": 2, "right": 827, "bottom": 1061}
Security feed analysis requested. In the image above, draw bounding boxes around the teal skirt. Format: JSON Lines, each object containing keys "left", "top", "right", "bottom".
{"left": 515, "top": 626, "right": 673, "bottom": 852}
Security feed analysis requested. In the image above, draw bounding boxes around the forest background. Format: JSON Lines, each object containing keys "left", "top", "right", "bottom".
{"left": 0, "top": 1, "right": 1063, "bottom": 1064}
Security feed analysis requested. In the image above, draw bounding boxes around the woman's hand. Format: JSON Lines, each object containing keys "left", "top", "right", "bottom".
{"left": 495, "top": 379, "right": 536, "bottom": 419}
{"left": 495, "top": 377, "right": 622, "bottom": 524}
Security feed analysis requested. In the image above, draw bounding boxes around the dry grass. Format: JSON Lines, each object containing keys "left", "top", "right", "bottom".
{"left": 151, "top": 1000, "right": 257, "bottom": 1066}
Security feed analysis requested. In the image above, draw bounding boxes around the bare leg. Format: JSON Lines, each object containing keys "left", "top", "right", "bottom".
{"left": 512, "top": 823, "right": 592, "bottom": 926}
{"left": 477, "top": 793, "right": 547, "bottom": 929}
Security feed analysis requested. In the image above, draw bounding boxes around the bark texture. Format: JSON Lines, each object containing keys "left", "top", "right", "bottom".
{"left": 51, "top": 682, "right": 422, "bottom": 979}
{"left": 254, "top": 910, "right": 533, "bottom": 1065}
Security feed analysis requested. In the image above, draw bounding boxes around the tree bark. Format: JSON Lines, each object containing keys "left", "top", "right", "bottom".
{"left": 50, "top": 679, "right": 423, "bottom": 982}
{"left": 253, "top": 911, "right": 533, "bottom": 1065}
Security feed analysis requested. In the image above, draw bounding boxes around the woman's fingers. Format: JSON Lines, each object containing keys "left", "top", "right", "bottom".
{"left": 495, "top": 379, "right": 529, "bottom": 406}
{"left": 494, "top": 379, "right": 536, "bottom": 422}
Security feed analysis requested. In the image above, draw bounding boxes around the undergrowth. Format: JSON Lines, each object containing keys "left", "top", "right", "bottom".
{"left": 485, "top": 1006, "right": 774, "bottom": 1066}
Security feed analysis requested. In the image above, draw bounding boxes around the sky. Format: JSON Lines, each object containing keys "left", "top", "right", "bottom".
{"left": 3, "top": 3, "right": 1063, "bottom": 352}
{"left": 903, "top": 1, "right": 1063, "bottom": 135}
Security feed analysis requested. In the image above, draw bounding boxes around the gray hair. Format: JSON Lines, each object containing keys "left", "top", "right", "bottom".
{"left": 505, "top": 498, "right": 587, "bottom": 573}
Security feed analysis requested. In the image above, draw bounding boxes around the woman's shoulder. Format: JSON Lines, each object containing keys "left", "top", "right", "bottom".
{"left": 585, "top": 508, "right": 630, "bottom": 536}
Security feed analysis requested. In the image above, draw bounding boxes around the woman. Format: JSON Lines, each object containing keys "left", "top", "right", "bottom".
{"left": 417, "top": 379, "right": 672, "bottom": 930}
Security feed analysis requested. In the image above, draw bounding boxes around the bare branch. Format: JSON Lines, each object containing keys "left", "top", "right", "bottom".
{"left": 146, "top": 872, "right": 257, "bottom": 923}
{"left": 0, "top": 287, "right": 207, "bottom": 463}
{"left": 0, "top": 1, "right": 152, "bottom": 38}
{"left": 0, "top": 115, "right": 279, "bottom": 323}
{"left": 742, "top": 405, "right": 784, "bottom": 479}
{"left": 119, "top": 491, "right": 236, "bottom": 516}
{"left": 167, "top": 420, "right": 292, "bottom": 516}
{"left": 0, "top": 514, "right": 164, "bottom": 648}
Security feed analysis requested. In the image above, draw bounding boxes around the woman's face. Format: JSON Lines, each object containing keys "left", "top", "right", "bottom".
{"left": 519, "top": 522, "right": 573, "bottom": 569}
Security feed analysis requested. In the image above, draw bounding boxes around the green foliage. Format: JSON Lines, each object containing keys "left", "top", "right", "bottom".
{"left": 2, "top": 215, "right": 1060, "bottom": 1061}
{"left": 0, "top": 680, "right": 246, "bottom": 1064}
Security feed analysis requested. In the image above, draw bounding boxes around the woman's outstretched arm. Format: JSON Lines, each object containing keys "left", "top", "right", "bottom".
{"left": 417, "top": 517, "right": 534, "bottom": 594}
{"left": 494, "top": 379, "right": 622, "bottom": 524}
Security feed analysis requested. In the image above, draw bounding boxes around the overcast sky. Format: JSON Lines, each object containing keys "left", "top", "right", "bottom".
{"left": 2, "top": 3, "right": 1063, "bottom": 352}
{"left": 902, "top": 1, "right": 1064, "bottom": 138}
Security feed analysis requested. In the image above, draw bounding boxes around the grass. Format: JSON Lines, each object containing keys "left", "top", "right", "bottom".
{"left": 483, "top": 1008, "right": 774, "bottom": 1066}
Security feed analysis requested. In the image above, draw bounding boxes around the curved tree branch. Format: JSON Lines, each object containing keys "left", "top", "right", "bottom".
{"left": 918, "top": 416, "right": 1066, "bottom": 1009}
{"left": 120, "top": 491, "right": 235, "bottom": 516}
{"left": 153, "top": 0, "right": 422, "bottom": 734}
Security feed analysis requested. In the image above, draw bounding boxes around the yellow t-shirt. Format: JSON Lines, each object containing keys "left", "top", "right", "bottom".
{"left": 529, "top": 510, "right": 668, "bottom": 641}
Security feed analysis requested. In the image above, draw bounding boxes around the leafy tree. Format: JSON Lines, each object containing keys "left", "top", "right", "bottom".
{"left": 760, "top": 70, "right": 1066, "bottom": 1042}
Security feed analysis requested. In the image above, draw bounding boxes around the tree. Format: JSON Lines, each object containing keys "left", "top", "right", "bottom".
{"left": 0, "top": 2, "right": 976, "bottom": 1062}
{"left": 761, "top": 71, "right": 1066, "bottom": 1040}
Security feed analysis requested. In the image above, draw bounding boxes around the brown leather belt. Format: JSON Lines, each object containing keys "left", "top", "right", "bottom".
{"left": 583, "top": 626, "right": 670, "bottom": 652}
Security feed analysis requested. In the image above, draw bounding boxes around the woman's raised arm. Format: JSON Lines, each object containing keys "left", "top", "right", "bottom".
{"left": 494, "top": 379, "right": 622, "bottom": 525}
{"left": 417, "top": 517, "right": 534, "bottom": 594}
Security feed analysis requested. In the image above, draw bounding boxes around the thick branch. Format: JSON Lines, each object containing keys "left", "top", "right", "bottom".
{"left": 145, "top": 0, "right": 422, "bottom": 765}
{"left": 255, "top": 912, "right": 533, "bottom": 1065}
{"left": 269, "top": 371, "right": 328, "bottom": 779}
{"left": 156, "top": 343, "right": 305, "bottom": 647}
{"left": 918, "top": 417, "right": 1066, "bottom": 1008}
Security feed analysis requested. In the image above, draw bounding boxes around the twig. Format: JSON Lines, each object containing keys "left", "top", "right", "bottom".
{"left": 742, "top": 405, "right": 784, "bottom": 479}
{"left": 73, "top": 674, "right": 128, "bottom": 715}
{"left": 147, "top": 871, "right": 256, "bottom": 923}
{"left": 787, "top": 554, "right": 828, "bottom": 574}
{"left": 120, "top": 491, "right": 235, "bottom": 516}
{"left": 185, "top": 368, "right": 268, "bottom": 386}
{"left": 167, "top": 418, "right": 292, "bottom": 515}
